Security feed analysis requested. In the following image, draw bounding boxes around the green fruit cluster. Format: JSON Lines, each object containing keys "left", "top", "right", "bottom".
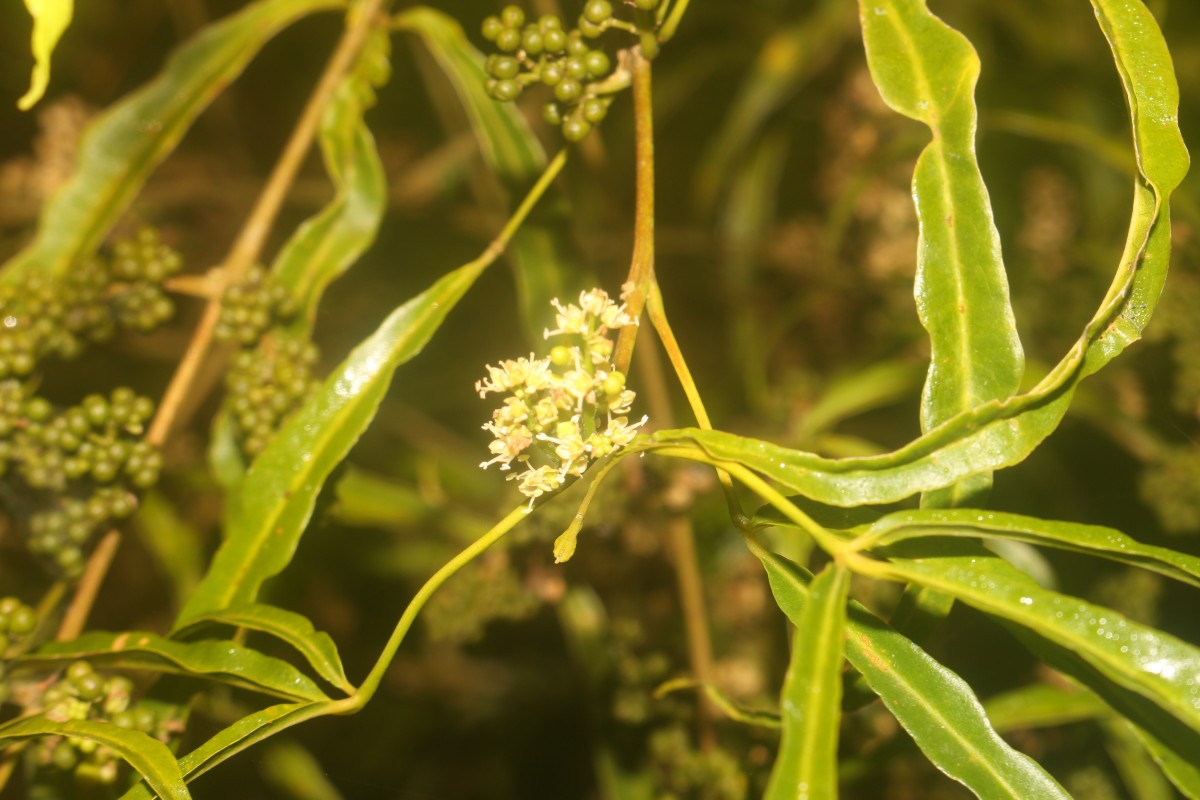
{"left": 27, "top": 660, "right": 178, "bottom": 787}
{"left": 480, "top": 4, "right": 619, "bottom": 142}
{"left": 224, "top": 334, "right": 319, "bottom": 457}
{"left": 5, "top": 386, "right": 162, "bottom": 576}
{"left": 0, "top": 596, "right": 37, "bottom": 657}
{"left": 215, "top": 266, "right": 299, "bottom": 345}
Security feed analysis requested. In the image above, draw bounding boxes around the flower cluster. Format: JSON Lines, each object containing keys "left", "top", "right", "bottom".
{"left": 477, "top": 288, "right": 647, "bottom": 504}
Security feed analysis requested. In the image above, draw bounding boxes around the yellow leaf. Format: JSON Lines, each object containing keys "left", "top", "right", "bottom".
{"left": 18, "top": 0, "right": 74, "bottom": 110}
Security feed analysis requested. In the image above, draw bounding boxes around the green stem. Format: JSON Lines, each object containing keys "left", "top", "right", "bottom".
{"left": 351, "top": 503, "right": 531, "bottom": 705}
{"left": 658, "top": 0, "right": 692, "bottom": 44}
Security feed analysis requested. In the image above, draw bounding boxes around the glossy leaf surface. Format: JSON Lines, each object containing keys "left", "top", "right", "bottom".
{"left": 765, "top": 563, "right": 848, "bottom": 800}
{"left": 177, "top": 259, "right": 488, "bottom": 626}
{"left": 753, "top": 544, "right": 1066, "bottom": 797}
{"left": 3, "top": 0, "right": 344, "bottom": 280}
{"left": 22, "top": 630, "right": 328, "bottom": 702}
{"left": 0, "top": 716, "right": 188, "bottom": 799}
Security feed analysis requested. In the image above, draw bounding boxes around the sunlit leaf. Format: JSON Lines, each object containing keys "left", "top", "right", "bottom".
{"left": 0, "top": 716, "right": 188, "bottom": 799}
{"left": 175, "top": 603, "right": 352, "bottom": 694}
{"left": 18, "top": 0, "right": 73, "bottom": 110}
{"left": 176, "top": 259, "right": 489, "bottom": 626}
{"left": 19, "top": 631, "right": 328, "bottom": 702}
{"left": 765, "top": 563, "right": 848, "bottom": 800}
{"left": 3, "top": 0, "right": 345, "bottom": 281}
{"left": 753, "top": 542, "right": 1068, "bottom": 797}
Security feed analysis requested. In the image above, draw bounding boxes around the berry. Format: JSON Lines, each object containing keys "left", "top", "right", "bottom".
{"left": 554, "top": 78, "right": 583, "bottom": 103}
{"left": 562, "top": 116, "right": 592, "bottom": 142}
{"left": 481, "top": 15, "right": 504, "bottom": 40}
{"left": 583, "top": 0, "right": 612, "bottom": 24}
{"left": 582, "top": 98, "right": 610, "bottom": 123}
{"left": 543, "top": 102, "right": 564, "bottom": 126}
{"left": 521, "top": 28, "right": 544, "bottom": 55}
{"left": 495, "top": 27, "right": 522, "bottom": 52}
{"left": 493, "top": 78, "right": 522, "bottom": 101}
{"left": 543, "top": 28, "right": 567, "bottom": 53}
{"left": 584, "top": 50, "right": 611, "bottom": 78}
{"left": 500, "top": 5, "right": 525, "bottom": 28}
{"left": 491, "top": 55, "right": 520, "bottom": 79}
{"left": 541, "top": 61, "right": 564, "bottom": 86}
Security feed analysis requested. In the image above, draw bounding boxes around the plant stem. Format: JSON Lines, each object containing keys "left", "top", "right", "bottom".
{"left": 352, "top": 504, "right": 531, "bottom": 705}
{"left": 614, "top": 48, "right": 655, "bottom": 375}
{"left": 55, "top": 530, "right": 120, "bottom": 641}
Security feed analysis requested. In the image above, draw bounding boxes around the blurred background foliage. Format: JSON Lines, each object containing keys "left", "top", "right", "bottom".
{"left": 0, "top": 0, "right": 1198, "bottom": 797}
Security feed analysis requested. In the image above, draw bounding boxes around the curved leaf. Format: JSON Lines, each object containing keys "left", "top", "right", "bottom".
{"left": 753, "top": 542, "right": 1068, "bottom": 798}
{"left": 860, "top": 0, "right": 1023, "bottom": 436}
{"left": 875, "top": 544, "right": 1200, "bottom": 734}
{"left": 120, "top": 701, "right": 334, "bottom": 800}
{"left": 765, "top": 563, "right": 848, "bottom": 800}
{"left": 19, "top": 631, "right": 328, "bottom": 702}
{"left": 0, "top": 716, "right": 189, "bottom": 799}
{"left": 273, "top": 28, "right": 387, "bottom": 330}
{"left": 18, "top": 0, "right": 73, "bottom": 110}
{"left": 176, "top": 603, "right": 352, "bottom": 694}
{"left": 983, "top": 683, "right": 1108, "bottom": 733}
{"left": 863, "top": 508, "right": 1200, "bottom": 589}
{"left": 176, "top": 259, "right": 488, "bottom": 626}
{"left": 3, "top": 0, "right": 345, "bottom": 281}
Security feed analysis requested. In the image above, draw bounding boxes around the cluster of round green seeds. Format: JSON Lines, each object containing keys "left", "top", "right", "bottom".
{"left": 224, "top": 335, "right": 319, "bottom": 457}
{"left": 0, "top": 596, "right": 37, "bottom": 657}
{"left": 215, "top": 266, "right": 299, "bottom": 345}
{"left": 0, "top": 228, "right": 181, "bottom": 377}
{"left": 480, "top": 4, "right": 622, "bottom": 141}
{"left": 28, "top": 661, "right": 179, "bottom": 787}
{"left": 0, "top": 382, "right": 162, "bottom": 576}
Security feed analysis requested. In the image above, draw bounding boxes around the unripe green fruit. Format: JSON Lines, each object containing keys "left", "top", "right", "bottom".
{"left": 550, "top": 345, "right": 572, "bottom": 366}
{"left": 538, "top": 14, "right": 562, "bottom": 32}
{"left": 583, "top": 0, "right": 612, "bottom": 24}
{"left": 555, "top": 78, "right": 583, "bottom": 103}
{"left": 543, "top": 101, "right": 563, "bottom": 126}
{"left": 521, "top": 29, "right": 544, "bottom": 55}
{"left": 481, "top": 15, "right": 503, "bottom": 40}
{"left": 578, "top": 18, "right": 604, "bottom": 38}
{"left": 493, "top": 78, "right": 522, "bottom": 101}
{"left": 566, "top": 32, "right": 589, "bottom": 56}
{"left": 565, "top": 57, "right": 587, "bottom": 80}
{"left": 500, "top": 4, "right": 525, "bottom": 28}
{"left": 562, "top": 116, "right": 592, "bottom": 142}
{"left": 496, "top": 28, "right": 522, "bottom": 52}
{"left": 543, "top": 28, "right": 567, "bottom": 53}
{"left": 541, "top": 61, "right": 564, "bottom": 86}
{"left": 584, "top": 50, "right": 610, "bottom": 78}
{"left": 582, "top": 98, "right": 609, "bottom": 123}
{"left": 492, "top": 55, "right": 520, "bottom": 79}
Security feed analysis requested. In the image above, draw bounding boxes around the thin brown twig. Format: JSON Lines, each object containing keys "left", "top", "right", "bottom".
{"left": 56, "top": 529, "right": 120, "bottom": 640}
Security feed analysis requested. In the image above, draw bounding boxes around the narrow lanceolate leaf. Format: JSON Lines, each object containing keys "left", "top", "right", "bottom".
{"left": 272, "top": 28, "right": 387, "bottom": 330}
{"left": 859, "top": 0, "right": 1023, "bottom": 433}
{"left": 752, "top": 543, "right": 1068, "bottom": 798}
{"left": 395, "top": 6, "right": 573, "bottom": 342}
{"left": 2, "top": 0, "right": 344, "bottom": 281}
{"left": 393, "top": 6, "right": 544, "bottom": 184}
{"left": 120, "top": 702, "right": 333, "bottom": 800}
{"left": 20, "top": 631, "right": 328, "bottom": 702}
{"left": 175, "top": 603, "right": 352, "bottom": 694}
{"left": 176, "top": 259, "right": 488, "bottom": 626}
{"left": 766, "top": 563, "right": 848, "bottom": 800}
{"left": 18, "top": 0, "right": 73, "bottom": 110}
{"left": 0, "top": 717, "right": 189, "bottom": 800}
{"left": 877, "top": 545, "right": 1200, "bottom": 734}
{"left": 862, "top": 508, "right": 1200, "bottom": 589}
{"left": 983, "top": 683, "right": 1109, "bottom": 733}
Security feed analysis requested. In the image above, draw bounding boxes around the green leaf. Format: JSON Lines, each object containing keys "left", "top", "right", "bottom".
{"left": 1102, "top": 719, "right": 1177, "bottom": 800}
{"left": 208, "top": 410, "right": 248, "bottom": 492}
{"left": 176, "top": 258, "right": 489, "bottom": 627}
{"left": 654, "top": 678, "right": 781, "bottom": 730}
{"left": 18, "top": 0, "right": 73, "bottom": 110}
{"left": 132, "top": 490, "right": 203, "bottom": 610}
{"left": 862, "top": 508, "right": 1200, "bottom": 589}
{"left": 3, "top": 0, "right": 345, "bottom": 281}
{"left": 983, "top": 683, "right": 1109, "bottom": 733}
{"left": 766, "top": 563, "right": 848, "bottom": 800}
{"left": 876, "top": 544, "right": 1200, "bottom": 734}
{"left": 752, "top": 543, "right": 1068, "bottom": 798}
{"left": 175, "top": 603, "right": 353, "bottom": 694}
{"left": 859, "top": 0, "right": 1023, "bottom": 434}
{"left": 272, "top": 28, "right": 387, "bottom": 331}
{"left": 393, "top": 7, "right": 544, "bottom": 185}
{"left": 0, "top": 716, "right": 189, "bottom": 799}
{"left": 120, "top": 701, "right": 334, "bottom": 800}
{"left": 19, "top": 631, "right": 328, "bottom": 702}
{"left": 260, "top": 739, "right": 346, "bottom": 800}
{"left": 394, "top": 6, "right": 573, "bottom": 343}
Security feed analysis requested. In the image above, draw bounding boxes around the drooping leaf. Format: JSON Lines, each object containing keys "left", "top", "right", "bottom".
{"left": 983, "top": 682, "right": 1109, "bottom": 733}
{"left": 272, "top": 27, "right": 388, "bottom": 330}
{"left": 0, "top": 716, "right": 189, "bottom": 799}
{"left": 18, "top": 0, "right": 73, "bottom": 110}
{"left": 19, "top": 631, "right": 328, "bottom": 702}
{"left": 120, "top": 701, "right": 334, "bottom": 800}
{"left": 876, "top": 543, "right": 1200, "bottom": 735}
{"left": 1102, "top": 719, "right": 1178, "bottom": 800}
{"left": 3, "top": 0, "right": 345, "bottom": 281}
{"left": 765, "top": 563, "right": 848, "bottom": 800}
{"left": 655, "top": 678, "right": 781, "bottom": 731}
{"left": 862, "top": 508, "right": 1200, "bottom": 589}
{"left": 752, "top": 542, "right": 1068, "bottom": 798}
{"left": 176, "top": 259, "right": 489, "bottom": 627}
{"left": 175, "top": 603, "right": 352, "bottom": 694}
{"left": 859, "top": 0, "right": 1024, "bottom": 435}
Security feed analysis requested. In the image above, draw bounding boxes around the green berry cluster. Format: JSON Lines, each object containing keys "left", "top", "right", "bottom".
{"left": 215, "top": 266, "right": 299, "bottom": 345}
{"left": 0, "top": 596, "right": 37, "bottom": 657}
{"left": 27, "top": 661, "right": 179, "bottom": 787}
{"left": 108, "top": 227, "right": 182, "bottom": 331}
{"left": 648, "top": 725, "right": 748, "bottom": 800}
{"left": 0, "top": 382, "right": 161, "bottom": 576}
{"left": 480, "top": 4, "right": 619, "bottom": 141}
{"left": 224, "top": 335, "right": 319, "bottom": 457}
